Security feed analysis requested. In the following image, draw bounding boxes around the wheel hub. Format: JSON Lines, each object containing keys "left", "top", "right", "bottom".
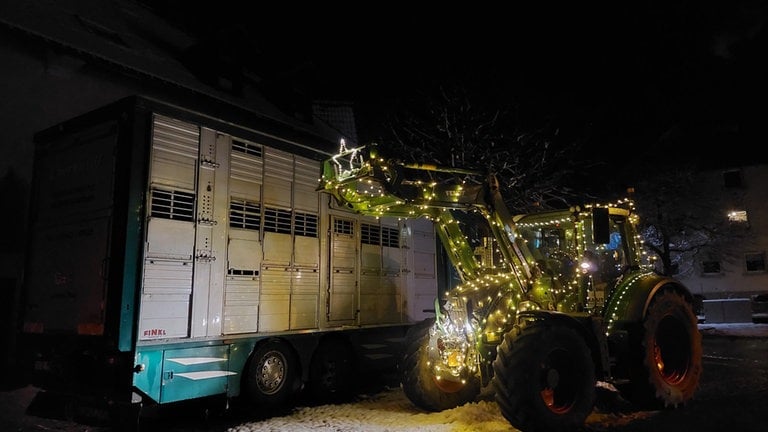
{"left": 258, "top": 351, "right": 286, "bottom": 395}
{"left": 546, "top": 368, "right": 560, "bottom": 388}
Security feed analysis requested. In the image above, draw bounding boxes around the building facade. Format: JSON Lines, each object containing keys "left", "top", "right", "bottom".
{"left": 675, "top": 163, "right": 768, "bottom": 305}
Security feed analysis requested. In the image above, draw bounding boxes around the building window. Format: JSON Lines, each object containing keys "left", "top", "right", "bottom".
{"left": 701, "top": 261, "right": 721, "bottom": 275}
{"left": 745, "top": 252, "right": 766, "bottom": 273}
{"left": 722, "top": 169, "right": 743, "bottom": 188}
{"left": 727, "top": 210, "right": 748, "bottom": 223}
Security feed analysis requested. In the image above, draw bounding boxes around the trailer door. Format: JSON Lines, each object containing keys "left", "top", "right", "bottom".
{"left": 359, "top": 219, "right": 405, "bottom": 324}
{"left": 139, "top": 115, "right": 199, "bottom": 340}
{"left": 328, "top": 216, "right": 357, "bottom": 322}
{"left": 22, "top": 122, "right": 118, "bottom": 336}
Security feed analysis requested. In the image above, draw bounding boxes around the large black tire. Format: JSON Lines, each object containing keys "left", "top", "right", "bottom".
{"left": 400, "top": 318, "right": 480, "bottom": 411}
{"left": 621, "top": 289, "right": 703, "bottom": 408}
{"left": 492, "top": 321, "right": 596, "bottom": 432}
{"left": 243, "top": 339, "right": 301, "bottom": 407}
{"left": 308, "top": 337, "right": 357, "bottom": 402}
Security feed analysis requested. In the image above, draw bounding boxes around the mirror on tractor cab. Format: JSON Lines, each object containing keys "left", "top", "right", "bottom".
{"left": 592, "top": 207, "right": 610, "bottom": 245}
{"left": 584, "top": 207, "right": 628, "bottom": 288}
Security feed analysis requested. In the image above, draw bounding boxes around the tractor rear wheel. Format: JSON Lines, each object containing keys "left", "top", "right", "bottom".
{"left": 493, "top": 321, "right": 596, "bottom": 432}
{"left": 622, "top": 289, "right": 702, "bottom": 408}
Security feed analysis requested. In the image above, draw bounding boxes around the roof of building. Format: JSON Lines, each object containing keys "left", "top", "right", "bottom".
{"left": 0, "top": 0, "right": 341, "bottom": 147}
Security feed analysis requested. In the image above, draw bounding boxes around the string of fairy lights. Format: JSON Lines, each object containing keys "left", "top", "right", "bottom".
{"left": 320, "top": 142, "right": 654, "bottom": 383}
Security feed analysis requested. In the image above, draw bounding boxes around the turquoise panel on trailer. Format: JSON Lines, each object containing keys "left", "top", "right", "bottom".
{"left": 134, "top": 349, "right": 164, "bottom": 402}
{"left": 226, "top": 340, "right": 257, "bottom": 397}
{"left": 159, "top": 345, "right": 235, "bottom": 403}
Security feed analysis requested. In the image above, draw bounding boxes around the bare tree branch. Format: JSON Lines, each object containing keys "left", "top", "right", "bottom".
{"left": 371, "top": 83, "right": 594, "bottom": 213}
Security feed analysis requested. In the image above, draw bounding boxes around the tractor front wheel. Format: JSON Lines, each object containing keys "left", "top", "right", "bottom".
{"left": 400, "top": 318, "right": 480, "bottom": 411}
{"left": 493, "top": 321, "right": 596, "bottom": 432}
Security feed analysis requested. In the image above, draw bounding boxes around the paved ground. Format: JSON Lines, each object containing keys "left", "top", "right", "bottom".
{"left": 697, "top": 321, "right": 768, "bottom": 338}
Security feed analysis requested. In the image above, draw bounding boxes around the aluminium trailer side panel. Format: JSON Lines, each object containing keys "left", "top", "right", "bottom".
{"left": 21, "top": 95, "right": 441, "bottom": 407}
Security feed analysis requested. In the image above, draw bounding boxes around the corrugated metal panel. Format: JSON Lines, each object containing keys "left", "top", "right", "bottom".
{"left": 150, "top": 115, "right": 198, "bottom": 190}
{"left": 230, "top": 138, "right": 263, "bottom": 185}
{"left": 142, "top": 260, "right": 193, "bottom": 294}
{"left": 290, "top": 270, "right": 319, "bottom": 329}
{"left": 223, "top": 277, "right": 259, "bottom": 334}
{"left": 329, "top": 270, "right": 356, "bottom": 321}
{"left": 259, "top": 268, "right": 291, "bottom": 331}
{"left": 152, "top": 115, "right": 200, "bottom": 159}
{"left": 407, "top": 219, "right": 439, "bottom": 321}
{"left": 262, "top": 231, "right": 292, "bottom": 266}
{"left": 264, "top": 147, "right": 293, "bottom": 179}
{"left": 360, "top": 243, "right": 381, "bottom": 275}
{"left": 294, "top": 155, "right": 319, "bottom": 211}
{"left": 145, "top": 218, "right": 195, "bottom": 260}
{"left": 360, "top": 275, "right": 402, "bottom": 325}
{"left": 226, "top": 237, "right": 262, "bottom": 272}
{"left": 413, "top": 228, "right": 437, "bottom": 279}
{"left": 294, "top": 155, "right": 320, "bottom": 188}
{"left": 294, "top": 234, "right": 319, "bottom": 268}
{"left": 138, "top": 292, "right": 190, "bottom": 340}
{"left": 294, "top": 185, "right": 318, "bottom": 211}
{"left": 263, "top": 178, "right": 291, "bottom": 207}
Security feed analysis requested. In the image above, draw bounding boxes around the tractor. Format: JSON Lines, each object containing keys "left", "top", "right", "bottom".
{"left": 319, "top": 142, "right": 702, "bottom": 432}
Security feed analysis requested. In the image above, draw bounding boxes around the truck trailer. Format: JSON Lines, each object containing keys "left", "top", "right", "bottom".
{"left": 16, "top": 96, "right": 439, "bottom": 426}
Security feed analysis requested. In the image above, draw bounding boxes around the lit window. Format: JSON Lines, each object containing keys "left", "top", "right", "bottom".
{"left": 745, "top": 252, "right": 766, "bottom": 273}
{"left": 727, "top": 210, "right": 748, "bottom": 223}
{"left": 702, "top": 261, "right": 721, "bottom": 275}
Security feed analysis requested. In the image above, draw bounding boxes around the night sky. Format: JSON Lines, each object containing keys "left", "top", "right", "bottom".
{"left": 150, "top": 2, "right": 768, "bottom": 170}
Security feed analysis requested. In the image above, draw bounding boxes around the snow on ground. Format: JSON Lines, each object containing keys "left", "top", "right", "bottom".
{"left": 224, "top": 383, "right": 660, "bottom": 432}
{"left": 227, "top": 387, "right": 512, "bottom": 432}
{"left": 697, "top": 321, "right": 768, "bottom": 337}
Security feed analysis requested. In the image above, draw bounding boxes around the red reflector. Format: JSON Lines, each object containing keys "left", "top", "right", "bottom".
{"left": 23, "top": 322, "right": 44, "bottom": 333}
{"left": 78, "top": 323, "right": 105, "bottom": 335}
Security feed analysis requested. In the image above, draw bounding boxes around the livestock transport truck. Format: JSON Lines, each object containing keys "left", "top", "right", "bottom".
{"left": 319, "top": 144, "right": 703, "bottom": 432}
{"left": 16, "top": 97, "right": 441, "bottom": 427}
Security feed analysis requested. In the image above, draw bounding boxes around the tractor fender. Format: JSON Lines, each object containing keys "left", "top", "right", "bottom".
{"left": 515, "top": 310, "right": 609, "bottom": 380}
{"left": 602, "top": 271, "right": 693, "bottom": 335}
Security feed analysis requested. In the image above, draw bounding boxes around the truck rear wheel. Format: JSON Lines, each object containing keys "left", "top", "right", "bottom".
{"left": 493, "top": 321, "right": 596, "bottom": 432}
{"left": 400, "top": 318, "right": 480, "bottom": 411}
{"left": 244, "top": 339, "right": 301, "bottom": 407}
{"left": 308, "top": 337, "right": 357, "bottom": 402}
{"left": 622, "top": 289, "right": 702, "bottom": 408}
